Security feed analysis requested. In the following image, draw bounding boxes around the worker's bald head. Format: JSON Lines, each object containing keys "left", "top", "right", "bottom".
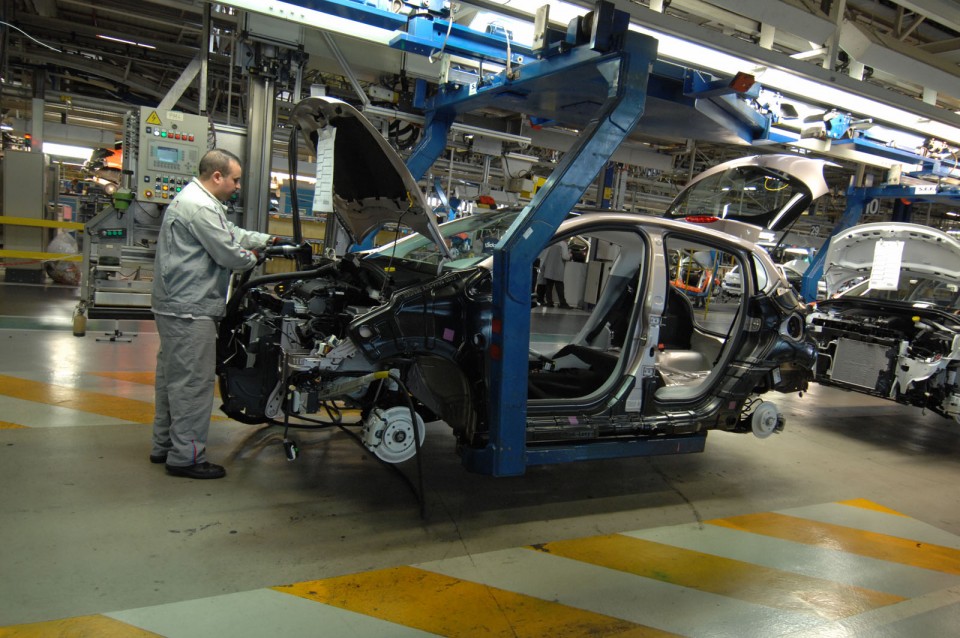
{"left": 199, "top": 149, "right": 241, "bottom": 179}
{"left": 198, "top": 149, "right": 242, "bottom": 201}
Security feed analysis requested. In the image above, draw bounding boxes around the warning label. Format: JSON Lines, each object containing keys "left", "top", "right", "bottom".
{"left": 145, "top": 111, "right": 162, "bottom": 126}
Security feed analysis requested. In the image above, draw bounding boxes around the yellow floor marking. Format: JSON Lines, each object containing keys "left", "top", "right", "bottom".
{"left": 531, "top": 534, "right": 904, "bottom": 619}
{"left": 89, "top": 372, "right": 222, "bottom": 398}
{"left": 276, "top": 565, "right": 680, "bottom": 637}
{"left": 0, "top": 374, "right": 156, "bottom": 424}
{"left": 0, "top": 420, "right": 27, "bottom": 429}
{"left": 89, "top": 371, "right": 157, "bottom": 386}
{"left": 838, "top": 498, "right": 909, "bottom": 517}
{"left": 0, "top": 374, "right": 226, "bottom": 425}
{"left": 0, "top": 614, "right": 162, "bottom": 637}
{"left": 708, "top": 512, "right": 960, "bottom": 575}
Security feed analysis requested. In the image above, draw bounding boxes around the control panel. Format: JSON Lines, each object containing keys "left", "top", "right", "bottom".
{"left": 133, "top": 106, "right": 209, "bottom": 203}
{"left": 97, "top": 228, "right": 127, "bottom": 239}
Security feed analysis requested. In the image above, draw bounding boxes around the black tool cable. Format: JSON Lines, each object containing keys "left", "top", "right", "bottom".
{"left": 261, "top": 372, "right": 427, "bottom": 519}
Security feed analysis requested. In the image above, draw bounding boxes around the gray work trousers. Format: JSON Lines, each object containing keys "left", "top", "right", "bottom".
{"left": 152, "top": 314, "right": 217, "bottom": 466}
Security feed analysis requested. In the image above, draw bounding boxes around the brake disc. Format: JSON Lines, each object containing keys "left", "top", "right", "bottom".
{"left": 361, "top": 406, "right": 426, "bottom": 463}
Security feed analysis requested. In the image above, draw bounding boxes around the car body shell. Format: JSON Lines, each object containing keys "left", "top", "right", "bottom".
{"left": 215, "top": 97, "right": 822, "bottom": 465}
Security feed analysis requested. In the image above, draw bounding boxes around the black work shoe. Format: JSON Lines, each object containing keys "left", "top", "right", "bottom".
{"left": 165, "top": 462, "right": 226, "bottom": 479}
{"left": 149, "top": 453, "right": 168, "bottom": 464}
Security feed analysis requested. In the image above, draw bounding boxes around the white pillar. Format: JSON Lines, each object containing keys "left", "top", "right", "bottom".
{"left": 848, "top": 59, "right": 865, "bottom": 80}
{"left": 759, "top": 23, "right": 775, "bottom": 50}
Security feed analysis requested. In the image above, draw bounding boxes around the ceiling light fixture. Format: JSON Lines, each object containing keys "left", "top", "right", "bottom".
{"left": 96, "top": 34, "right": 156, "bottom": 50}
{"left": 623, "top": 24, "right": 960, "bottom": 145}
{"left": 42, "top": 142, "right": 94, "bottom": 160}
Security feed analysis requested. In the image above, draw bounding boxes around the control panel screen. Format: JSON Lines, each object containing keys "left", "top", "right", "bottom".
{"left": 155, "top": 145, "right": 180, "bottom": 165}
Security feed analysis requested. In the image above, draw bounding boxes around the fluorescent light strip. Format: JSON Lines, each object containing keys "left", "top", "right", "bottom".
{"left": 488, "top": 2, "right": 960, "bottom": 146}
{"left": 624, "top": 24, "right": 960, "bottom": 145}
{"left": 96, "top": 34, "right": 156, "bottom": 50}
{"left": 271, "top": 171, "right": 316, "bottom": 184}
{"left": 225, "top": 0, "right": 395, "bottom": 45}
{"left": 42, "top": 143, "right": 94, "bottom": 160}
{"left": 235, "top": 0, "right": 960, "bottom": 146}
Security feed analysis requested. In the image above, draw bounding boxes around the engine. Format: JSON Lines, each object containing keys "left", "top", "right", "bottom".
{"left": 216, "top": 255, "right": 489, "bottom": 460}
{"left": 808, "top": 302, "right": 960, "bottom": 421}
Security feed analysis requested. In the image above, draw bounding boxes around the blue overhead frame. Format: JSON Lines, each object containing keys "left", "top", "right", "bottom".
{"left": 391, "top": 16, "right": 530, "bottom": 64}
{"left": 801, "top": 183, "right": 960, "bottom": 301}
{"left": 272, "top": 0, "right": 531, "bottom": 64}
{"left": 403, "top": 7, "right": 659, "bottom": 474}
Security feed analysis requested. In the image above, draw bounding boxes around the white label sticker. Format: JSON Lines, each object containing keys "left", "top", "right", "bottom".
{"left": 166, "top": 111, "right": 185, "bottom": 122}
{"left": 313, "top": 126, "right": 336, "bottom": 213}
{"left": 868, "top": 239, "right": 904, "bottom": 291}
{"left": 913, "top": 185, "right": 937, "bottom": 195}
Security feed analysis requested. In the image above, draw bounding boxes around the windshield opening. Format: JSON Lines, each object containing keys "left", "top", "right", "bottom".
{"left": 666, "top": 166, "right": 812, "bottom": 230}
{"left": 365, "top": 209, "right": 522, "bottom": 270}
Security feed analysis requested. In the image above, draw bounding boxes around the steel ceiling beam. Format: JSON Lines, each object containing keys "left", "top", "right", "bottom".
{"left": 886, "top": 0, "right": 960, "bottom": 35}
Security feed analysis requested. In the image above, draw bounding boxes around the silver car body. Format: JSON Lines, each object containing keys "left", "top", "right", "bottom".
{"left": 216, "top": 98, "right": 822, "bottom": 468}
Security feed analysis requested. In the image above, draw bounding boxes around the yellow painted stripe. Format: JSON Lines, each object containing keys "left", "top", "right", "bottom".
{"left": 708, "top": 512, "right": 960, "bottom": 575}
{"left": 0, "top": 216, "right": 85, "bottom": 230}
{"left": 0, "top": 614, "right": 161, "bottom": 637}
{"left": 0, "top": 250, "right": 82, "bottom": 262}
{"left": 89, "top": 371, "right": 157, "bottom": 386}
{"left": 0, "top": 421, "right": 27, "bottom": 429}
{"left": 0, "top": 374, "right": 228, "bottom": 424}
{"left": 88, "top": 372, "right": 228, "bottom": 402}
{"left": 838, "top": 498, "right": 909, "bottom": 518}
{"left": 0, "top": 374, "right": 155, "bottom": 424}
{"left": 531, "top": 534, "right": 904, "bottom": 619}
{"left": 275, "top": 565, "right": 679, "bottom": 637}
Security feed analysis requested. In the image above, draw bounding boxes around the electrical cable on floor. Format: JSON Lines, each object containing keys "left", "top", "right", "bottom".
{"left": 262, "top": 371, "right": 427, "bottom": 519}
{"left": 390, "top": 371, "right": 427, "bottom": 520}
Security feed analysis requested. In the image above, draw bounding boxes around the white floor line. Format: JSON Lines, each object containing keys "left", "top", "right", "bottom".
{"left": 780, "top": 585, "right": 960, "bottom": 638}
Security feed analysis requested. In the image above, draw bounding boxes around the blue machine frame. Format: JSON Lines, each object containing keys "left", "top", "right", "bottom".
{"left": 403, "top": 6, "right": 681, "bottom": 475}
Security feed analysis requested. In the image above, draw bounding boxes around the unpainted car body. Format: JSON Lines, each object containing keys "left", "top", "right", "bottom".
{"left": 807, "top": 222, "right": 960, "bottom": 421}
{"left": 216, "top": 98, "right": 822, "bottom": 468}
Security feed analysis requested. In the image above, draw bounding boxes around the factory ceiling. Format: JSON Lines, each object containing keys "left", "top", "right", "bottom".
{"left": 2, "top": 0, "right": 960, "bottom": 222}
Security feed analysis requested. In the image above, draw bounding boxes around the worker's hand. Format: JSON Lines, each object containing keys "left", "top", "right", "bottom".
{"left": 270, "top": 236, "right": 296, "bottom": 246}
{"left": 251, "top": 248, "right": 265, "bottom": 264}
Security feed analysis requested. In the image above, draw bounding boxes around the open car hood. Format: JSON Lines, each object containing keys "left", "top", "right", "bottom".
{"left": 289, "top": 97, "right": 449, "bottom": 256}
{"left": 664, "top": 154, "right": 832, "bottom": 232}
{"left": 823, "top": 222, "right": 960, "bottom": 296}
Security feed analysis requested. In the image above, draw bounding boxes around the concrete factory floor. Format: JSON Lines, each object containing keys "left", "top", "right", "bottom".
{"left": 1, "top": 280, "right": 960, "bottom": 637}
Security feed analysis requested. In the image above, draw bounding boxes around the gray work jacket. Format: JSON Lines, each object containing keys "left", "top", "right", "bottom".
{"left": 152, "top": 178, "right": 271, "bottom": 319}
